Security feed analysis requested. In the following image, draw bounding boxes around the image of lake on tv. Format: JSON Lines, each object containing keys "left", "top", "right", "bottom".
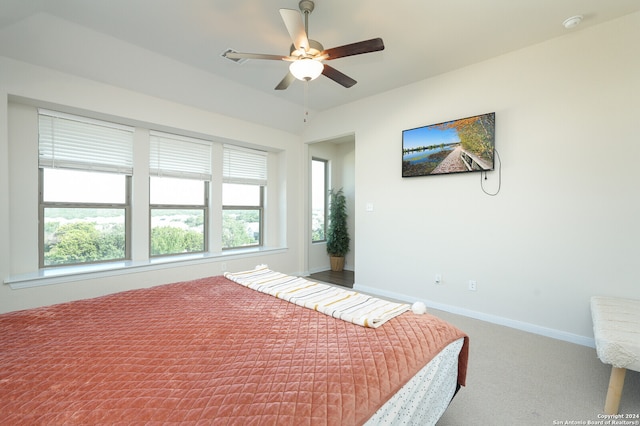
{"left": 403, "top": 144, "right": 455, "bottom": 165}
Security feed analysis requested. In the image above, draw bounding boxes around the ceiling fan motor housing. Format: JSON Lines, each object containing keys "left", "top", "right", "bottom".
{"left": 299, "top": 0, "right": 315, "bottom": 14}
{"left": 290, "top": 39, "right": 324, "bottom": 57}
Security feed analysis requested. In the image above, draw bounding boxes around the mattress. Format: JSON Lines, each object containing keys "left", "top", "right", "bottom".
{"left": 0, "top": 275, "right": 468, "bottom": 425}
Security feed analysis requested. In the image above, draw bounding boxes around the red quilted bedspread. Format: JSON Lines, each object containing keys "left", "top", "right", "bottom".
{"left": 0, "top": 276, "right": 468, "bottom": 425}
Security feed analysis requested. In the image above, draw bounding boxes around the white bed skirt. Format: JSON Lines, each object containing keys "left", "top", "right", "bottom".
{"left": 365, "top": 338, "right": 465, "bottom": 426}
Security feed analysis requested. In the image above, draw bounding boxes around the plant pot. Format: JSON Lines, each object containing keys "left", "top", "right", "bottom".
{"left": 330, "top": 256, "right": 345, "bottom": 272}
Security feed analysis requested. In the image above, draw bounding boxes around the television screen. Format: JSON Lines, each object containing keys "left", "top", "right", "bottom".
{"left": 402, "top": 112, "right": 495, "bottom": 177}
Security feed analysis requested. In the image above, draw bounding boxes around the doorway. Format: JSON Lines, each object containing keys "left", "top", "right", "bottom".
{"left": 307, "top": 135, "right": 355, "bottom": 283}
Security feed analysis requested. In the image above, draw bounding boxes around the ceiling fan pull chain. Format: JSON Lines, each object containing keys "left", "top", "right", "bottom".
{"left": 304, "top": 80, "right": 309, "bottom": 123}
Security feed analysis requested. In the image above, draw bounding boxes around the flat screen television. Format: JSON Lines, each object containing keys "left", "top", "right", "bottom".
{"left": 402, "top": 112, "right": 495, "bottom": 177}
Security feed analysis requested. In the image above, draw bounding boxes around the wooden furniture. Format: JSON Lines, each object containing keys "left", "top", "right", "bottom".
{"left": 590, "top": 296, "right": 640, "bottom": 414}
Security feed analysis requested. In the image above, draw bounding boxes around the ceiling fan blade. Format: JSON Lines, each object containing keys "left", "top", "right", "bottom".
{"left": 322, "top": 64, "right": 357, "bottom": 88}
{"left": 275, "top": 72, "right": 296, "bottom": 90}
{"left": 223, "top": 51, "right": 292, "bottom": 61}
{"left": 279, "top": 8, "right": 309, "bottom": 52}
{"left": 321, "top": 38, "right": 385, "bottom": 60}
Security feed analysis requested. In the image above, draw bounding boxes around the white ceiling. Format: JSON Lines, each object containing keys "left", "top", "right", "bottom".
{"left": 1, "top": 0, "right": 639, "bottom": 132}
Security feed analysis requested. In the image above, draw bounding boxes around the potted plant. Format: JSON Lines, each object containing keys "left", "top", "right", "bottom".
{"left": 326, "top": 187, "right": 350, "bottom": 271}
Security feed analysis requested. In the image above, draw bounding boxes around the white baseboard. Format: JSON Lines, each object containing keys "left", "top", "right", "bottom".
{"left": 354, "top": 283, "right": 595, "bottom": 348}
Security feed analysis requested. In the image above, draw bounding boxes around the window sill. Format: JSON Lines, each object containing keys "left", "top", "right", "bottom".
{"left": 4, "top": 247, "right": 287, "bottom": 289}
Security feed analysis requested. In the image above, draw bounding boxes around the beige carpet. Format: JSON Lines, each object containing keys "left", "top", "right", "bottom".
{"left": 433, "top": 308, "right": 640, "bottom": 425}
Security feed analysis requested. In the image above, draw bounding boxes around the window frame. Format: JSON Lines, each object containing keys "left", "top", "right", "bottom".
{"left": 38, "top": 168, "right": 132, "bottom": 268}
{"left": 311, "top": 157, "right": 328, "bottom": 243}
{"left": 37, "top": 109, "right": 135, "bottom": 269}
{"left": 222, "top": 183, "right": 264, "bottom": 249}
{"left": 221, "top": 145, "right": 267, "bottom": 250}
{"left": 149, "top": 178, "right": 210, "bottom": 257}
{"left": 148, "top": 131, "right": 213, "bottom": 258}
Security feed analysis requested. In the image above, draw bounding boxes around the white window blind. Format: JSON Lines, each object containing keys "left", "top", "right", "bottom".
{"left": 149, "top": 131, "right": 212, "bottom": 180}
{"left": 223, "top": 145, "right": 267, "bottom": 185}
{"left": 38, "top": 109, "right": 134, "bottom": 174}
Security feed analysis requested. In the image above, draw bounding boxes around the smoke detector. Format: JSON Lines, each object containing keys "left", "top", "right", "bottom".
{"left": 562, "top": 15, "right": 583, "bottom": 29}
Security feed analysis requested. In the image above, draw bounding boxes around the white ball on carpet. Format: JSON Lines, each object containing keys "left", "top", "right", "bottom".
{"left": 411, "top": 301, "right": 427, "bottom": 315}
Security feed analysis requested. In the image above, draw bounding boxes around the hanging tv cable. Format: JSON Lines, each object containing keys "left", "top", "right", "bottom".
{"left": 481, "top": 148, "right": 502, "bottom": 196}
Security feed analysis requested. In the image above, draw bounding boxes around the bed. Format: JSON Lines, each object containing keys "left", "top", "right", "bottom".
{"left": 0, "top": 269, "right": 468, "bottom": 425}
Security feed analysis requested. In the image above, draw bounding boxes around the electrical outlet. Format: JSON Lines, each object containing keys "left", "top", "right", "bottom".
{"left": 221, "top": 262, "right": 227, "bottom": 272}
{"left": 468, "top": 280, "right": 477, "bottom": 291}
{"left": 435, "top": 274, "right": 442, "bottom": 284}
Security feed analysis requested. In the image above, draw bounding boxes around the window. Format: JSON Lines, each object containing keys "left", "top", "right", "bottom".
{"left": 35, "top": 107, "right": 274, "bottom": 272}
{"left": 149, "top": 177, "right": 208, "bottom": 256}
{"left": 311, "top": 158, "right": 327, "bottom": 242}
{"left": 38, "top": 109, "right": 133, "bottom": 267}
{"left": 222, "top": 146, "right": 267, "bottom": 249}
{"left": 149, "top": 132, "right": 211, "bottom": 256}
{"left": 222, "top": 183, "right": 262, "bottom": 248}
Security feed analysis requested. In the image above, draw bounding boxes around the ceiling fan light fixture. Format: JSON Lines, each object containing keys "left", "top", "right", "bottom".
{"left": 289, "top": 59, "right": 324, "bottom": 81}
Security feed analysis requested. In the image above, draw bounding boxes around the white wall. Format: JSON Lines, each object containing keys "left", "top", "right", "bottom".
{"left": 2, "top": 12, "right": 638, "bottom": 344}
{"left": 0, "top": 57, "right": 304, "bottom": 313}
{"left": 338, "top": 141, "right": 356, "bottom": 271}
{"left": 302, "top": 12, "right": 640, "bottom": 344}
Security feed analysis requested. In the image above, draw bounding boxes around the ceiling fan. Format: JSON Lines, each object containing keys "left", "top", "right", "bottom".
{"left": 222, "top": 0, "right": 384, "bottom": 90}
